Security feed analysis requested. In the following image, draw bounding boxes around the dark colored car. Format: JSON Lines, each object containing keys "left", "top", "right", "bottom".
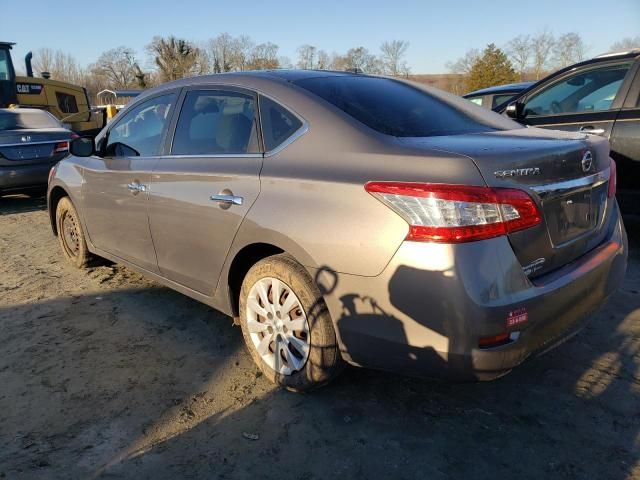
{"left": 499, "top": 50, "right": 640, "bottom": 210}
{"left": 464, "top": 81, "right": 535, "bottom": 109}
{"left": 49, "top": 71, "right": 626, "bottom": 391}
{"left": 0, "top": 108, "right": 74, "bottom": 197}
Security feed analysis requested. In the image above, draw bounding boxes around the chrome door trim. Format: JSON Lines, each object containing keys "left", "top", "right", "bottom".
{"left": 263, "top": 121, "right": 309, "bottom": 157}
{"left": 161, "top": 153, "right": 263, "bottom": 159}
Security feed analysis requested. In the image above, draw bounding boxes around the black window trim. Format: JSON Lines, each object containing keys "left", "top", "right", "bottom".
{"left": 164, "top": 84, "right": 263, "bottom": 159}
{"left": 101, "top": 89, "right": 180, "bottom": 158}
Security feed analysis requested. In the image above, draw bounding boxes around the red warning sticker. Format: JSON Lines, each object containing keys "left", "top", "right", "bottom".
{"left": 506, "top": 307, "right": 528, "bottom": 328}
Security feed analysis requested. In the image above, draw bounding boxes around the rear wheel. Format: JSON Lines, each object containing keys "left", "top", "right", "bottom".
{"left": 239, "top": 254, "right": 343, "bottom": 391}
{"left": 55, "top": 196, "right": 92, "bottom": 268}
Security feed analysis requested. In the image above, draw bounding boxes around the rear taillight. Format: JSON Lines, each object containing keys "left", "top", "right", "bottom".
{"left": 365, "top": 182, "right": 541, "bottom": 243}
{"left": 53, "top": 141, "right": 69, "bottom": 154}
{"left": 608, "top": 159, "right": 616, "bottom": 198}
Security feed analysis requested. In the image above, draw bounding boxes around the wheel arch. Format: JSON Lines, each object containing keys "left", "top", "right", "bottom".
{"left": 225, "top": 242, "right": 285, "bottom": 318}
{"left": 48, "top": 185, "right": 69, "bottom": 236}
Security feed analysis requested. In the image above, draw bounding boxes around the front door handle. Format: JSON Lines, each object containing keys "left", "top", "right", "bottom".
{"left": 210, "top": 194, "right": 243, "bottom": 206}
{"left": 579, "top": 126, "right": 605, "bottom": 135}
{"left": 127, "top": 182, "right": 148, "bottom": 194}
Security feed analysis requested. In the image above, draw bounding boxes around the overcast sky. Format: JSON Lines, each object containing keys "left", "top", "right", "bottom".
{"left": 3, "top": 0, "right": 639, "bottom": 73}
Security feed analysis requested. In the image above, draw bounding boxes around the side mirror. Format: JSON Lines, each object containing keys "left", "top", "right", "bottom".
{"left": 69, "top": 137, "right": 95, "bottom": 157}
{"left": 505, "top": 102, "right": 524, "bottom": 119}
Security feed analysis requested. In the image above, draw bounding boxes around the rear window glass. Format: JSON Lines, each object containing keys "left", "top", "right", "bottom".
{"left": 295, "top": 76, "right": 503, "bottom": 137}
{"left": 0, "top": 110, "right": 61, "bottom": 130}
{"left": 259, "top": 96, "right": 303, "bottom": 151}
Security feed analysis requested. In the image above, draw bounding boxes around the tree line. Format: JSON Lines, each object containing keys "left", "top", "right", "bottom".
{"left": 25, "top": 32, "right": 638, "bottom": 101}
{"left": 447, "top": 33, "right": 639, "bottom": 94}
{"left": 27, "top": 34, "right": 411, "bottom": 101}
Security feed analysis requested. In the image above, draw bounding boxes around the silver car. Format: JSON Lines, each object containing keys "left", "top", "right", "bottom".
{"left": 48, "top": 71, "right": 628, "bottom": 391}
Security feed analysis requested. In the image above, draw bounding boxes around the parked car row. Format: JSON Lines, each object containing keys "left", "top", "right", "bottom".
{"left": 47, "top": 70, "right": 627, "bottom": 390}
{"left": 0, "top": 108, "right": 75, "bottom": 197}
{"left": 466, "top": 49, "right": 640, "bottom": 211}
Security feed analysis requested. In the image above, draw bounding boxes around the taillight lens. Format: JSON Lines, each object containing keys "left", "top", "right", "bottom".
{"left": 53, "top": 141, "right": 69, "bottom": 154}
{"left": 365, "top": 182, "right": 541, "bottom": 243}
{"left": 608, "top": 159, "right": 616, "bottom": 198}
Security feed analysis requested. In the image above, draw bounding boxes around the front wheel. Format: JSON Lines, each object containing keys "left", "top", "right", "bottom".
{"left": 55, "top": 196, "right": 92, "bottom": 268}
{"left": 239, "top": 254, "right": 343, "bottom": 391}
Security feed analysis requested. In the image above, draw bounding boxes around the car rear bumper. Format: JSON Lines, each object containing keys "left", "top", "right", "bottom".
{"left": 0, "top": 162, "right": 54, "bottom": 193}
{"left": 320, "top": 205, "right": 628, "bottom": 381}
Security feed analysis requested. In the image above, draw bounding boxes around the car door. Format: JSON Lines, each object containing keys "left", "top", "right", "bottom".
{"left": 515, "top": 60, "right": 635, "bottom": 137}
{"left": 82, "top": 92, "right": 178, "bottom": 272}
{"left": 609, "top": 63, "right": 640, "bottom": 199}
{"left": 147, "top": 87, "right": 262, "bottom": 295}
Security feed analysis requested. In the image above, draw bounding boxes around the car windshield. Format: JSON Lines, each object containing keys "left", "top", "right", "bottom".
{"left": 295, "top": 76, "right": 513, "bottom": 137}
{"left": 0, "top": 110, "right": 61, "bottom": 130}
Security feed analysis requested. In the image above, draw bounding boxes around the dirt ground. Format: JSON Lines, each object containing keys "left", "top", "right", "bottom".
{"left": 0, "top": 194, "right": 639, "bottom": 480}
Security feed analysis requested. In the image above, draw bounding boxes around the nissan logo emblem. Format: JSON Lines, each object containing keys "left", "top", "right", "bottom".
{"left": 581, "top": 151, "right": 593, "bottom": 173}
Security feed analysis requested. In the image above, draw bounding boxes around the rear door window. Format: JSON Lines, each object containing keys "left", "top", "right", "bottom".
{"left": 259, "top": 96, "right": 303, "bottom": 151}
{"left": 171, "top": 90, "right": 260, "bottom": 155}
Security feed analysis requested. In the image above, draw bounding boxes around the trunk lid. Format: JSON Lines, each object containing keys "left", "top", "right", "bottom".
{"left": 398, "top": 127, "right": 613, "bottom": 278}
{"left": 0, "top": 128, "right": 72, "bottom": 166}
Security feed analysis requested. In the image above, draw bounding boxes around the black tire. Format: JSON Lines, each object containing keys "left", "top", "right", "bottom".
{"left": 239, "top": 253, "right": 343, "bottom": 391}
{"left": 55, "top": 196, "right": 92, "bottom": 268}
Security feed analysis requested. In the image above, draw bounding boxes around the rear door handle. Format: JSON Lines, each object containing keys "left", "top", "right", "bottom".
{"left": 210, "top": 194, "right": 243, "bottom": 206}
{"left": 579, "top": 126, "right": 605, "bottom": 135}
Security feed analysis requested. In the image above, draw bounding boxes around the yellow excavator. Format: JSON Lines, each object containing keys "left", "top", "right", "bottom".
{"left": 0, "top": 41, "right": 106, "bottom": 136}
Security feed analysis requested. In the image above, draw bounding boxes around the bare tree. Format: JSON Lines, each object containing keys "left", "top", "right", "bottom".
{"left": 337, "top": 47, "right": 381, "bottom": 73}
{"left": 297, "top": 45, "right": 318, "bottom": 69}
{"left": 507, "top": 35, "right": 531, "bottom": 80}
{"left": 147, "top": 36, "right": 202, "bottom": 82}
{"left": 446, "top": 48, "right": 480, "bottom": 75}
{"left": 609, "top": 36, "right": 640, "bottom": 52}
{"left": 531, "top": 30, "right": 555, "bottom": 80}
{"left": 553, "top": 32, "right": 588, "bottom": 68}
{"left": 31, "top": 48, "right": 86, "bottom": 84}
{"left": 90, "top": 47, "right": 139, "bottom": 89}
{"left": 207, "top": 33, "right": 236, "bottom": 73}
{"left": 317, "top": 50, "right": 330, "bottom": 70}
{"left": 380, "top": 40, "right": 410, "bottom": 76}
{"left": 247, "top": 42, "right": 280, "bottom": 70}
{"left": 232, "top": 35, "right": 254, "bottom": 71}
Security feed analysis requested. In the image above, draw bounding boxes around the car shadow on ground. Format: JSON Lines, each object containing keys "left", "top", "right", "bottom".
{"left": 0, "top": 193, "right": 47, "bottom": 215}
{"left": 0, "top": 217, "right": 639, "bottom": 479}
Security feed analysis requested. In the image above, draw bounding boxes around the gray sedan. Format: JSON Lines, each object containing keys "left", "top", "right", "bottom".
{"left": 1, "top": 108, "right": 74, "bottom": 197}
{"left": 48, "top": 71, "right": 627, "bottom": 391}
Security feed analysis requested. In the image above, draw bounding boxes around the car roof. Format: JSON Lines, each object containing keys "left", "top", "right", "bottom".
{"left": 464, "top": 81, "right": 535, "bottom": 97}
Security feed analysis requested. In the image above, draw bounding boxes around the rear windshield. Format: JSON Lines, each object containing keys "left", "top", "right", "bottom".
{"left": 295, "top": 76, "right": 509, "bottom": 137}
{"left": 0, "top": 110, "right": 61, "bottom": 130}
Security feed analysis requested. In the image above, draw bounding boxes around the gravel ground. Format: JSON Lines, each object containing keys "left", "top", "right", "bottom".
{"left": 1, "top": 194, "right": 639, "bottom": 480}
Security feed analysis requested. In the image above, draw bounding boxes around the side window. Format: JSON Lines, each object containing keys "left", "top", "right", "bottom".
{"left": 172, "top": 90, "right": 259, "bottom": 155}
{"left": 106, "top": 93, "right": 176, "bottom": 157}
{"left": 468, "top": 96, "right": 484, "bottom": 106}
{"left": 524, "top": 63, "right": 631, "bottom": 116}
{"left": 56, "top": 92, "right": 78, "bottom": 114}
{"left": 259, "top": 96, "right": 303, "bottom": 151}
{"left": 492, "top": 94, "right": 515, "bottom": 108}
